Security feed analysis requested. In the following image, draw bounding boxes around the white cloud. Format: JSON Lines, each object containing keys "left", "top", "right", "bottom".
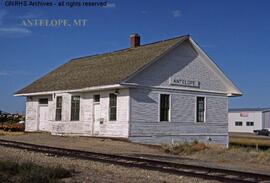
{"left": 18, "top": 12, "right": 41, "bottom": 19}
{"left": 171, "top": 10, "right": 181, "bottom": 18}
{"left": 0, "top": 10, "right": 31, "bottom": 38}
{"left": 0, "top": 27, "right": 31, "bottom": 37}
{"left": 105, "top": 3, "right": 116, "bottom": 8}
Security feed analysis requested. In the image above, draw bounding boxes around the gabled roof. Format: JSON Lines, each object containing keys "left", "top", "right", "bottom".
{"left": 15, "top": 34, "right": 242, "bottom": 96}
{"left": 188, "top": 38, "right": 242, "bottom": 96}
{"left": 229, "top": 108, "right": 270, "bottom": 113}
{"left": 15, "top": 35, "right": 188, "bottom": 95}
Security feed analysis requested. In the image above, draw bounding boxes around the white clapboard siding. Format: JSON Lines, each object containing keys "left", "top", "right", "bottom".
{"left": 129, "top": 135, "right": 228, "bottom": 146}
{"left": 128, "top": 40, "right": 228, "bottom": 93}
{"left": 129, "top": 88, "right": 228, "bottom": 145}
{"left": 50, "top": 89, "right": 129, "bottom": 137}
{"left": 25, "top": 95, "right": 53, "bottom": 132}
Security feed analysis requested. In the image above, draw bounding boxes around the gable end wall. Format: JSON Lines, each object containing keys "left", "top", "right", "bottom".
{"left": 129, "top": 88, "right": 228, "bottom": 146}
{"left": 127, "top": 40, "right": 228, "bottom": 93}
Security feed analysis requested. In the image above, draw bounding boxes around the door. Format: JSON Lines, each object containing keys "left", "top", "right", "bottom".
{"left": 39, "top": 105, "right": 49, "bottom": 131}
{"left": 39, "top": 98, "right": 50, "bottom": 131}
{"left": 93, "top": 104, "right": 101, "bottom": 135}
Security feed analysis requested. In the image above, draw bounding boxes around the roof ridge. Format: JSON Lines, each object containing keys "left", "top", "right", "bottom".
{"left": 70, "top": 35, "right": 189, "bottom": 62}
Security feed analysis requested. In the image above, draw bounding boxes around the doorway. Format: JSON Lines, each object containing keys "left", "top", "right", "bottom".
{"left": 38, "top": 98, "right": 50, "bottom": 131}
{"left": 93, "top": 95, "right": 101, "bottom": 135}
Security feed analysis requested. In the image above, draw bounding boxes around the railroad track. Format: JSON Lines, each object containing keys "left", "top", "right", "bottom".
{"left": 0, "top": 139, "right": 269, "bottom": 183}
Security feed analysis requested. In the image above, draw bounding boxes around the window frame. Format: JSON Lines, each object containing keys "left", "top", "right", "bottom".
{"left": 93, "top": 94, "right": 100, "bottom": 103}
{"left": 55, "top": 96, "right": 62, "bottom": 121}
{"left": 70, "top": 95, "right": 80, "bottom": 121}
{"left": 159, "top": 94, "right": 171, "bottom": 122}
{"left": 195, "top": 96, "right": 206, "bottom": 123}
{"left": 109, "top": 93, "right": 117, "bottom": 121}
{"left": 39, "top": 98, "right": 48, "bottom": 105}
{"left": 235, "top": 121, "right": 243, "bottom": 126}
{"left": 246, "top": 121, "right": 254, "bottom": 126}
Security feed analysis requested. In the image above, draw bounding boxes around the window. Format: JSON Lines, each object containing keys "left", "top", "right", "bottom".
{"left": 39, "top": 98, "right": 48, "bottom": 105}
{"left": 55, "top": 96, "right": 62, "bottom": 121}
{"left": 160, "top": 94, "right": 170, "bottom": 122}
{"left": 196, "top": 97, "right": 205, "bottom": 122}
{"left": 94, "top": 95, "right": 100, "bottom": 103}
{"left": 246, "top": 121, "right": 254, "bottom": 126}
{"left": 71, "top": 96, "right": 80, "bottom": 121}
{"left": 109, "top": 93, "right": 117, "bottom": 121}
{"left": 235, "top": 121, "right": 242, "bottom": 126}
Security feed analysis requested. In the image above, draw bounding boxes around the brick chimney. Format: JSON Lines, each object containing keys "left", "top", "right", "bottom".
{"left": 130, "top": 33, "right": 140, "bottom": 48}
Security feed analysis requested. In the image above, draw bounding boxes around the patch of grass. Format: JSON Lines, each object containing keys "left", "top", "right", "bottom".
{"left": 163, "top": 140, "right": 270, "bottom": 166}
{"left": 162, "top": 140, "right": 208, "bottom": 155}
{"left": 0, "top": 160, "right": 72, "bottom": 183}
{"left": 227, "top": 146, "right": 270, "bottom": 165}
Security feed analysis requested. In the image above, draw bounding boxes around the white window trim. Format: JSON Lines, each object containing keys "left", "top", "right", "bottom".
{"left": 37, "top": 96, "right": 50, "bottom": 131}
{"left": 108, "top": 93, "right": 117, "bottom": 122}
{"left": 195, "top": 96, "right": 206, "bottom": 123}
{"left": 38, "top": 97, "right": 49, "bottom": 106}
{"left": 246, "top": 121, "right": 254, "bottom": 126}
{"left": 55, "top": 95, "right": 63, "bottom": 122}
{"left": 70, "top": 95, "right": 81, "bottom": 121}
{"left": 235, "top": 121, "right": 243, "bottom": 126}
{"left": 93, "top": 94, "right": 101, "bottom": 104}
{"left": 158, "top": 93, "right": 171, "bottom": 122}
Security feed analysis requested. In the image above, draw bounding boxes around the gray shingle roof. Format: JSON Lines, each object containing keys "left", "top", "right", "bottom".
{"left": 16, "top": 35, "right": 188, "bottom": 95}
{"left": 229, "top": 108, "right": 270, "bottom": 112}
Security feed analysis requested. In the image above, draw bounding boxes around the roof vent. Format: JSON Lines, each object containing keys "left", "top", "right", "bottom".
{"left": 130, "top": 33, "right": 140, "bottom": 48}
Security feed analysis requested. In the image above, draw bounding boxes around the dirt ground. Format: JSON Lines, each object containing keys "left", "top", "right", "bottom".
{"left": 229, "top": 132, "right": 270, "bottom": 139}
{"left": 1, "top": 132, "right": 270, "bottom": 175}
{"left": 0, "top": 132, "right": 163, "bottom": 155}
{"left": 0, "top": 146, "right": 218, "bottom": 183}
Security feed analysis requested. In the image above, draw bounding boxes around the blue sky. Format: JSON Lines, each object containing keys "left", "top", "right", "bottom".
{"left": 0, "top": 0, "right": 270, "bottom": 113}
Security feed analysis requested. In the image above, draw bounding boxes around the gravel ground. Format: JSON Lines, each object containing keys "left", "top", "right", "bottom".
{"left": 0, "top": 132, "right": 163, "bottom": 155}
{"left": 1, "top": 132, "right": 270, "bottom": 175}
{"left": 0, "top": 146, "right": 218, "bottom": 183}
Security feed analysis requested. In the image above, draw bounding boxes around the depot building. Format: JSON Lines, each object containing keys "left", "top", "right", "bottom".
{"left": 15, "top": 34, "right": 242, "bottom": 146}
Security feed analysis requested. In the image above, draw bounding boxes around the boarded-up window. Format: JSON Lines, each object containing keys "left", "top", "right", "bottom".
{"left": 160, "top": 94, "right": 170, "bottom": 122}
{"left": 55, "top": 96, "right": 62, "bottom": 121}
{"left": 196, "top": 97, "right": 205, "bottom": 122}
{"left": 71, "top": 96, "right": 80, "bottom": 121}
{"left": 109, "top": 93, "right": 117, "bottom": 121}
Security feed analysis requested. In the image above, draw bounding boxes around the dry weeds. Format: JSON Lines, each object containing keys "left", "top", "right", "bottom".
{"left": 0, "top": 130, "right": 24, "bottom": 136}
